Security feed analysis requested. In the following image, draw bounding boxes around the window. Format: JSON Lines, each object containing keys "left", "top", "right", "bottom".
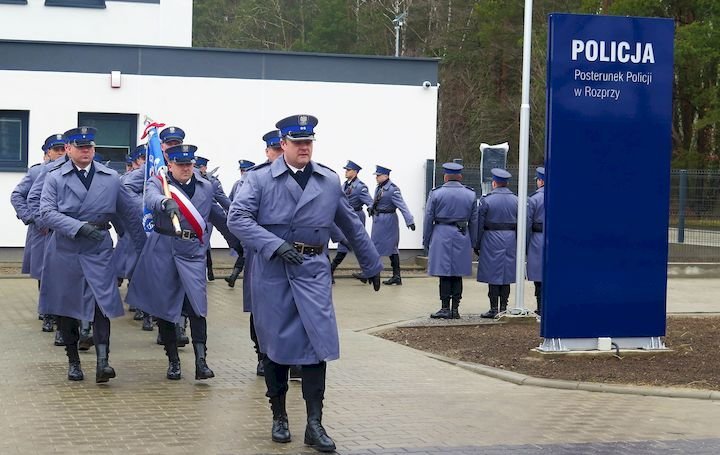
{"left": 0, "top": 1, "right": 28, "bottom": 5}
{"left": 45, "top": 0, "right": 105, "bottom": 8}
{"left": 78, "top": 112, "right": 137, "bottom": 174}
{"left": 0, "top": 110, "right": 29, "bottom": 172}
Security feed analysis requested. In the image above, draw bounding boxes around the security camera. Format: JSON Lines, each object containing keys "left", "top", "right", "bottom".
{"left": 422, "top": 80, "right": 432, "bottom": 88}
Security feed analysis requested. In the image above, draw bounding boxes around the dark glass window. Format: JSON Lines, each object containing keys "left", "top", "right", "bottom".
{"left": 45, "top": 0, "right": 105, "bottom": 8}
{"left": 0, "top": 110, "right": 29, "bottom": 172}
{"left": 78, "top": 112, "right": 137, "bottom": 174}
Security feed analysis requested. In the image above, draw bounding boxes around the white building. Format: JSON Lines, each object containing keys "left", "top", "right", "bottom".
{"left": 0, "top": 0, "right": 439, "bottom": 250}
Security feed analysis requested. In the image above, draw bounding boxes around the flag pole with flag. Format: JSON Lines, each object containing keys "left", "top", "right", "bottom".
{"left": 141, "top": 116, "right": 182, "bottom": 235}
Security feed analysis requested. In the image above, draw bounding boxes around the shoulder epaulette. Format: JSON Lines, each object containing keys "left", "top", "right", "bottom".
{"left": 31, "top": 162, "right": 41, "bottom": 168}
{"left": 315, "top": 162, "right": 337, "bottom": 174}
{"left": 463, "top": 184, "right": 475, "bottom": 192}
{"left": 430, "top": 185, "right": 442, "bottom": 192}
{"left": 247, "top": 162, "right": 270, "bottom": 172}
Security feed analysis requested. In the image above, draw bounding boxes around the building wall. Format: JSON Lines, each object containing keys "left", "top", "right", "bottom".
{"left": 0, "top": 1, "right": 192, "bottom": 47}
{"left": 1, "top": 69, "right": 437, "bottom": 249}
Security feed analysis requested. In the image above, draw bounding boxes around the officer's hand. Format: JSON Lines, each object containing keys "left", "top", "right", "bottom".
{"left": 367, "top": 208, "right": 374, "bottom": 217}
{"left": 340, "top": 240, "right": 353, "bottom": 252}
{"left": 274, "top": 242, "right": 304, "bottom": 265}
{"left": 473, "top": 248, "right": 480, "bottom": 256}
{"left": 23, "top": 216, "right": 34, "bottom": 226}
{"left": 161, "top": 198, "right": 180, "bottom": 219}
{"left": 370, "top": 274, "right": 381, "bottom": 291}
{"left": 408, "top": 223, "right": 416, "bottom": 231}
{"left": 77, "top": 223, "right": 104, "bottom": 241}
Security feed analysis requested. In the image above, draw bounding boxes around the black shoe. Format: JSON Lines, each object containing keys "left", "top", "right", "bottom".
{"left": 289, "top": 365, "right": 302, "bottom": 381}
{"left": 42, "top": 316, "right": 54, "bottom": 332}
{"left": 176, "top": 325, "right": 189, "bottom": 347}
{"left": 194, "top": 343, "right": 215, "bottom": 380}
{"left": 351, "top": 272, "right": 367, "bottom": 284}
{"left": 54, "top": 330, "right": 66, "bottom": 347}
{"left": 430, "top": 308, "right": 451, "bottom": 319}
{"left": 142, "top": 315, "right": 154, "bottom": 331}
{"left": 270, "top": 395, "right": 291, "bottom": 443}
{"left": 451, "top": 308, "right": 461, "bottom": 319}
{"left": 78, "top": 333, "right": 93, "bottom": 351}
{"left": 304, "top": 400, "right": 336, "bottom": 453}
{"left": 382, "top": 275, "right": 402, "bottom": 286}
{"left": 128, "top": 306, "right": 136, "bottom": 312}
{"left": 95, "top": 344, "right": 116, "bottom": 383}
{"left": 256, "top": 359, "right": 265, "bottom": 377}
{"left": 133, "top": 308, "right": 144, "bottom": 321}
{"left": 207, "top": 270, "right": 215, "bottom": 281}
{"left": 480, "top": 309, "right": 497, "bottom": 318}
{"left": 68, "top": 361, "right": 84, "bottom": 381}
{"left": 225, "top": 267, "right": 241, "bottom": 288}
{"left": 167, "top": 359, "right": 181, "bottom": 380}
{"left": 156, "top": 332, "right": 164, "bottom": 345}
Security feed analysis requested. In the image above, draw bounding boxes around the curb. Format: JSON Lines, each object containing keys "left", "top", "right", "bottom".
{"left": 422, "top": 352, "right": 720, "bottom": 401}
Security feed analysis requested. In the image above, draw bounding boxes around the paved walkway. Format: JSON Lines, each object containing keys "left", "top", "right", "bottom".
{"left": 2, "top": 276, "right": 720, "bottom": 454}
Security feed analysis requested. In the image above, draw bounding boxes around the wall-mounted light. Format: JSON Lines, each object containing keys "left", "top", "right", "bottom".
{"left": 110, "top": 70, "right": 121, "bottom": 88}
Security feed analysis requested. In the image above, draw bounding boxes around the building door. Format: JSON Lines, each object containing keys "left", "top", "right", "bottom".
{"left": 78, "top": 112, "right": 137, "bottom": 174}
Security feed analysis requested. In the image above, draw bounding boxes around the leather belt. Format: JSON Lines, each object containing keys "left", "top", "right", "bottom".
{"left": 88, "top": 222, "right": 111, "bottom": 230}
{"left": 531, "top": 222, "right": 543, "bottom": 233}
{"left": 375, "top": 209, "right": 396, "bottom": 214}
{"left": 353, "top": 207, "right": 363, "bottom": 212}
{"left": 434, "top": 220, "right": 467, "bottom": 225}
{"left": 484, "top": 222, "right": 516, "bottom": 231}
{"left": 293, "top": 242, "right": 324, "bottom": 256}
{"left": 154, "top": 226, "right": 198, "bottom": 239}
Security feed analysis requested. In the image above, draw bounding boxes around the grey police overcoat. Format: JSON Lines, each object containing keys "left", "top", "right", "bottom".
{"left": 369, "top": 180, "right": 414, "bottom": 256}
{"left": 423, "top": 181, "right": 478, "bottom": 277}
{"left": 227, "top": 157, "right": 383, "bottom": 365}
{"left": 11, "top": 163, "right": 44, "bottom": 276}
{"left": 475, "top": 187, "right": 518, "bottom": 285}
{"left": 338, "top": 177, "right": 373, "bottom": 253}
{"left": 526, "top": 186, "right": 545, "bottom": 282}
{"left": 127, "top": 170, "right": 224, "bottom": 323}
{"left": 38, "top": 160, "right": 145, "bottom": 321}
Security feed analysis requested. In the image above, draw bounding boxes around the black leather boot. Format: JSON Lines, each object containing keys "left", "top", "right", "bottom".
{"left": 383, "top": 254, "right": 402, "bottom": 285}
{"left": 256, "top": 353, "right": 265, "bottom": 377}
{"left": 165, "top": 343, "right": 181, "bottom": 380}
{"left": 42, "top": 315, "right": 54, "bottom": 332}
{"left": 224, "top": 267, "right": 242, "bottom": 288}
{"left": 193, "top": 343, "right": 215, "bottom": 380}
{"left": 78, "top": 328, "right": 93, "bottom": 350}
{"left": 66, "top": 344, "right": 84, "bottom": 381}
{"left": 55, "top": 330, "right": 67, "bottom": 347}
{"left": 142, "top": 313, "right": 154, "bottom": 331}
{"left": 351, "top": 272, "right": 368, "bottom": 284}
{"left": 481, "top": 295, "right": 498, "bottom": 318}
{"left": 95, "top": 344, "right": 116, "bottom": 383}
{"left": 133, "top": 308, "right": 143, "bottom": 321}
{"left": 451, "top": 300, "right": 461, "bottom": 319}
{"left": 304, "top": 399, "right": 336, "bottom": 452}
{"left": 270, "top": 395, "right": 291, "bottom": 443}
{"left": 176, "top": 321, "right": 189, "bottom": 347}
{"left": 430, "top": 300, "right": 451, "bottom": 319}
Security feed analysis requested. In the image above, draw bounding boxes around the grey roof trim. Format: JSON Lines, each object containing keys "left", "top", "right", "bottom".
{"left": 0, "top": 40, "right": 439, "bottom": 86}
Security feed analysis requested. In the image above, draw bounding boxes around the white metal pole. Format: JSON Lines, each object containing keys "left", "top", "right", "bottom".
{"left": 513, "top": 0, "right": 533, "bottom": 314}
{"left": 395, "top": 24, "right": 400, "bottom": 57}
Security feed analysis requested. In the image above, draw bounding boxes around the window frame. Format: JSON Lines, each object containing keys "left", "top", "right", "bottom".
{"left": 77, "top": 112, "right": 138, "bottom": 174}
{"left": 0, "top": 110, "right": 29, "bottom": 172}
{"left": 45, "top": 0, "right": 106, "bottom": 8}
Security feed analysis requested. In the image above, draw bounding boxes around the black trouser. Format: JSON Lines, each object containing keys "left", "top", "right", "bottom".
{"left": 58, "top": 304, "right": 109, "bottom": 347}
{"left": 331, "top": 252, "right": 347, "bottom": 268}
{"left": 264, "top": 357, "right": 326, "bottom": 401}
{"left": 206, "top": 249, "right": 213, "bottom": 274}
{"left": 488, "top": 284, "right": 510, "bottom": 300}
{"left": 439, "top": 276, "right": 463, "bottom": 303}
{"left": 250, "top": 313, "right": 261, "bottom": 356}
{"left": 157, "top": 295, "right": 207, "bottom": 345}
{"left": 534, "top": 281, "right": 542, "bottom": 311}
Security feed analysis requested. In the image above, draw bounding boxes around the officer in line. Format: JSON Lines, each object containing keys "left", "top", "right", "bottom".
{"left": 358, "top": 165, "right": 415, "bottom": 285}
{"left": 475, "top": 168, "right": 518, "bottom": 318}
{"left": 329, "top": 160, "right": 373, "bottom": 281}
{"left": 124, "top": 155, "right": 133, "bottom": 173}
{"left": 194, "top": 155, "right": 232, "bottom": 282}
{"left": 228, "top": 115, "right": 383, "bottom": 452}
{"left": 225, "top": 159, "right": 255, "bottom": 289}
{"left": 38, "top": 127, "right": 146, "bottom": 382}
{"left": 527, "top": 166, "right": 545, "bottom": 315}
{"left": 424, "top": 163, "right": 478, "bottom": 319}
{"left": 127, "top": 144, "right": 226, "bottom": 381}
{"left": 11, "top": 134, "right": 66, "bottom": 333}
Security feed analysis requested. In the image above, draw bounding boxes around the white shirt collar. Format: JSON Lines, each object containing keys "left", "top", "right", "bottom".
{"left": 286, "top": 163, "right": 306, "bottom": 174}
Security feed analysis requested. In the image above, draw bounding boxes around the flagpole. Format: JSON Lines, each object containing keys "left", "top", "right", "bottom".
{"left": 142, "top": 116, "right": 181, "bottom": 235}
{"left": 513, "top": 0, "right": 534, "bottom": 315}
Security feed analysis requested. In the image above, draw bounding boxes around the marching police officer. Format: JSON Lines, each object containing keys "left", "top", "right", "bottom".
{"left": 228, "top": 114, "right": 383, "bottom": 452}
{"left": 225, "top": 159, "right": 255, "bottom": 288}
{"left": 38, "top": 127, "right": 146, "bottom": 382}
{"left": 475, "top": 168, "right": 518, "bottom": 318}
{"left": 363, "top": 165, "right": 415, "bottom": 285}
{"left": 424, "top": 163, "right": 478, "bottom": 319}
{"left": 127, "top": 144, "right": 225, "bottom": 381}
{"left": 329, "top": 160, "right": 373, "bottom": 280}
{"left": 527, "top": 167, "right": 545, "bottom": 315}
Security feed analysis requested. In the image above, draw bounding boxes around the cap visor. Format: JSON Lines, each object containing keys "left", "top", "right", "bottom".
{"left": 285, "top": 135, "right": 315, "bottom": 142}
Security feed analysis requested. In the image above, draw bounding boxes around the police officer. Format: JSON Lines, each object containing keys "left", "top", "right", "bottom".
{"left": 527, "top": 166, "right": 545, "bottom": 315}
{"left": 228, "top": 115, "right": 383, "bottom": 452}
{"left": 361, "top": 165, "right": 415, "bottom": 285}
{"left": 475, "top": 168, "right": 518, "bottom": 318}
{"left": 225, "top": 159, "right": 256, "bottom": 288}
{"left": 424, "top": 163, "right": 478, "bottom": 319}
{"left": 329, "top": 160, "right": 373, "bottom": 280}
{"left": 11, "top": 134, "right": 66, "bottom": 332}
{"left": 38, "top": 127, "right": 146, "bottom": 382}
{"left": 127, "top": 144, "right": 226, "bottom": 381}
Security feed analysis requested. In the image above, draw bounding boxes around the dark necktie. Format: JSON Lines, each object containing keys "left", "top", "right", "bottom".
{"left": 292, "top": 169, "right": 310, "bottom": 190}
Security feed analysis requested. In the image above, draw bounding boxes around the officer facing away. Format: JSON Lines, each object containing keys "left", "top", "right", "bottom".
{"left": 424, "top": 163, "right": 478, "bottom": 319}
{"left": 475, "top": 168, "right": 518, "bottom": 318}
{"left": 526, "top": 166, "right": 545, "bottom": 315}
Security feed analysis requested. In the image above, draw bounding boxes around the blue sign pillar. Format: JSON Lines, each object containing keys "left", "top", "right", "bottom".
{"left": 541, "top": 14, "right": 674, "bottom": 350}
